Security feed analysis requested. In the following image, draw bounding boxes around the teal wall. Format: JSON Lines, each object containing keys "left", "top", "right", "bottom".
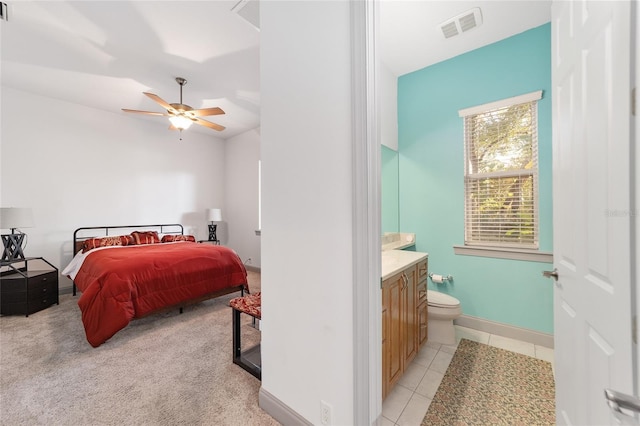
{"left": 397, "top": 24, "right": 553, "bottom": 334}
{"left": 381, "top": 145, "right": 399, "bottom": 233}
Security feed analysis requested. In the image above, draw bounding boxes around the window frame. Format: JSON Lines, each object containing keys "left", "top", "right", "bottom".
{"left": 455, "top": 91, "right": 548, "bottom": 260}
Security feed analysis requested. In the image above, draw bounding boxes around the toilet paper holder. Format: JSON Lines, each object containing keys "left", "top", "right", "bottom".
{"left": 429, "top": 273, "right": 453, "bottom": 283}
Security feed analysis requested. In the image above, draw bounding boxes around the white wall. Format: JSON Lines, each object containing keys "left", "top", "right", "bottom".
{"left": 635, "top": 2, "right": 639, "bottom": 392}
{"left": 260, "top": 1, "right": 355, "bottom": 424}
{"left": 1, "top": 87, "right": 226, "bottom": 291}
{"left": 380, "top": 61, "right": 398, "bottom": 151}
{"left": 223, "top": 127, "right": 261, "bottom": 269}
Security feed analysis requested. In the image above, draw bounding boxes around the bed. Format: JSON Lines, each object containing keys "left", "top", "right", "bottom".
{"left": 62, "top": 224, "right": 248, "bottom": 347}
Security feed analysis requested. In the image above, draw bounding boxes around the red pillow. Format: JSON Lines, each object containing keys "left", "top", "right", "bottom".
{"left": 161, "top": 234, "right": 196, "bottom": 243}
{"left": 130, "top": 231, "right": 161, "bottom": 245}
{"left": 82, "top": 235, "right": 132, "bottom": 253}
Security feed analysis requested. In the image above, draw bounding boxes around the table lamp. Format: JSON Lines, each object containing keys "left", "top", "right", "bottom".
{"left": 1, "top": 207, "right": 34, "bottom": 261}
{"left": 206, "top": 208, "right": 222, "bottom": 242}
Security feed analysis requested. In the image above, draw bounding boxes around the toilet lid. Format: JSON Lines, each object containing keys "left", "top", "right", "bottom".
{"left": 427, "top": 290, "right": 460, "bottom": 308}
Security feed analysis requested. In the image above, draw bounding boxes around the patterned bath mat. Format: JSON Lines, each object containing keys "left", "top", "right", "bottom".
{"left": 422, "top": 338, "right": 555, "bottom": 425}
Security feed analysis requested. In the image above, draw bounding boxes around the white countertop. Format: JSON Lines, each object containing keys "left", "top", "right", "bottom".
{"left": 381, "top": 249, "right": 428, "bottom": 281}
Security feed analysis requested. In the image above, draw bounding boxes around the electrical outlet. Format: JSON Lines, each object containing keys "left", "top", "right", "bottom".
{"left": 320, "top": 400, "right": 332, "bottom": 425}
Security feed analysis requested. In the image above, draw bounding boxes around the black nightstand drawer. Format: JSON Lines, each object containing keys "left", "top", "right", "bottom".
{"left": 28, "top": 277, "right": 57, "bottom": 302}
{"left": 1, "top": 275, "right": 57, "bottom": 302}
{"left": 1, "top": 296, "right": 57, "bottom": 315}
{"left": 0, "top": 262, "right": 59, "bottom": 316}
{"left": 2, "top": 271, "right": 56, "bottom": 291}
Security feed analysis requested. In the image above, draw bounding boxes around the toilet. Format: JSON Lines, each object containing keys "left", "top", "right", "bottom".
{"left": 427, "top": 290, "right": 462, "bottom": 346}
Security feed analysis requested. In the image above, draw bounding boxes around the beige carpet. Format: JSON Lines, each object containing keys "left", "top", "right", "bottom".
{"left": 0, "top": 271, "right": 278, "bottom": 426}
{"left": 422, "top": 338, "right": 556, "bottom": 425}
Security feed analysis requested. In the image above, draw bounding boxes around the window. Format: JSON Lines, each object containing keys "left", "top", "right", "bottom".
{"left": 459, "top": 91, "right": 542, "bottom": 250}
{"left": 257, "top": 160, "right": 261, "bottom": 235}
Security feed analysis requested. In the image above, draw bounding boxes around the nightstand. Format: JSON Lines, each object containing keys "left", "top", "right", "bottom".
{"left": 198, "top": 240, "right": 220, "bottom": 245}
{"left": 0, "top": 257, "right": 59, "bottom": 317}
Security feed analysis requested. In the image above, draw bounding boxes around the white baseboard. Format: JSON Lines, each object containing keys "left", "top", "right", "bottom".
{"left": 454, "top": 314, "right": 554, "bottom": 349}
{"left": 246, "top": 265, "right": 261, "bottom": 273}
{"left": 259, "top": 388, "right": 312, "bottom": 425}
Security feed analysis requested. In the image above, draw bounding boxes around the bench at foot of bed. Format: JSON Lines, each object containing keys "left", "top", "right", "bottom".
{"left": 230, "top": 292, "right": 261, "bottom": 380}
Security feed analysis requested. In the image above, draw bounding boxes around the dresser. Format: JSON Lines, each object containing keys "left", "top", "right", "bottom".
{"left": 0, "top": 257, "right": 59, "bottom": 316}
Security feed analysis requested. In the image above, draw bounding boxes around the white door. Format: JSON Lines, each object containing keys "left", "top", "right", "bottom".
{"left": 551, "top": 1, "right": 635, "bottom": 425}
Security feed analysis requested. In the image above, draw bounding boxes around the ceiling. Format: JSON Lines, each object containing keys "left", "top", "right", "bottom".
{"left": 0, "top": 1, "right": 551, "bottom": 140}
{"left": 380, "top": 1, "right": 551, "bottom": 77}
{"left": 0, "top": 1, "right": 261, "bottom": 139}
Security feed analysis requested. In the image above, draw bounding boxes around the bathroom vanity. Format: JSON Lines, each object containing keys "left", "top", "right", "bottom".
{"left": 381, "top": 249, "right": 428, "bottom": 400}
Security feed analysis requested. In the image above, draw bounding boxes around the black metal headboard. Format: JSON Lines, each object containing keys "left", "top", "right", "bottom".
{"left": 73, "top": 224, "right": 184, "bottom": 255}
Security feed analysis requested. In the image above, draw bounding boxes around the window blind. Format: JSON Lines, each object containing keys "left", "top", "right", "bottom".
{"left": 463, "top": 98, "right": 540, "bottom": 249}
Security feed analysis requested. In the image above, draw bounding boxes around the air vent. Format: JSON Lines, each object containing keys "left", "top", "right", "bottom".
{"left": 231, "top": 0, "right": 260, "bottom": 31}
{"left": 439, "top": 7, "right": 482, "bottom": 39}
{"left": 441, "top": 21, "right": 458, "bottom": 39}
{"left": 0, "top": 2, "right": 8, "bottom": 21}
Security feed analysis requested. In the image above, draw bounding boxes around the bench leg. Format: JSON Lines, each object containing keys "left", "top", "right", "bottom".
{"left": 233, "top": 308, "right": 242, "bottom": 360}
{"left": 232, "top": 308, "right": 261, "bottom": 380}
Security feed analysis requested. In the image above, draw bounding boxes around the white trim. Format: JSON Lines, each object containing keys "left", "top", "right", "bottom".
{"left": 245, "top": 265, "right": 261, "bottom": 273}
{"left": 59, "top": 284, "right": 73, "bottom": 295}
{"left": 458, "top": 90, "right": 543, "bottom": 117}
{"left": 454, "top": 314, "right": 554, "bottom": 348}
{"left": 633, "top": 0, "right": 639, "bottom": 395}
{"left": 351, "top": 0, "right": 381, "bottom": 424}
{"left": 453, "top": 244, "right": 553, "bottom": 263}
{"left": 258, "top": 389, "right": 313, "bottom": 426}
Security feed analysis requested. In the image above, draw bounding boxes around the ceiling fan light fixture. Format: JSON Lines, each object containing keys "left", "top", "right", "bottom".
{"left": 122, "top": 76, "right": 225, "bottom": 135}
{"left": 169, "top": 114, "right": 193, "bottom": 130}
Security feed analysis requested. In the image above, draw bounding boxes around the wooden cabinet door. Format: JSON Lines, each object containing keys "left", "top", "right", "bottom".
{"left": 403, "top": 267, "right": 418, "bottom": 365}
{"left": 418, "top": 300, "right": 428, "bottom": 347}
{"left": 386, "top": 273, "right": 404, "bottom": 391}
{"left": 382, "top": 257, "right": 428, "bottom": 399}
{"left": 416, "top": 260, "right": 428, "bottom": 348}
{"left": 382, "top": 282, "right": 389, "bottom": 400}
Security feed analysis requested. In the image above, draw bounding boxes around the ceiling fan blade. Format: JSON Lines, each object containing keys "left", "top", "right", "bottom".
{"left": 191, "top": 107, "right": 225, "bottom": 117}
{"left": 195, "top": 118, "right": 225, "bottom": 131}
{"left": 122, "top": 108, "right": 168, "bottom": 116}
{"left": 143, "top": 92, "right": 173, "bottom": 111}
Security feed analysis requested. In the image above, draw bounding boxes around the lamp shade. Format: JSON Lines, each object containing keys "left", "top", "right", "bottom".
{"left": 206, "top": 208, "right": 222, "bottom": 222}
{"left": 0, "top": 208, "right": 34, "bottom": 230}
{"left": 169, "top": 115, "right": 193, "bottom": 130}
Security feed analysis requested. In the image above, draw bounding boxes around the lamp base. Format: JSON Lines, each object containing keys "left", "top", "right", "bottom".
{"left": 1, "top": 233, "right": 26, "bottom": 262}
{"left": 208, "top": 224, "right": 218, "bottom": 242}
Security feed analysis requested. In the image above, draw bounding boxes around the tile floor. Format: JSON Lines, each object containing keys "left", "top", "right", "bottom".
{"left": 381, "top": 325, "right": 555, "bottom": 426}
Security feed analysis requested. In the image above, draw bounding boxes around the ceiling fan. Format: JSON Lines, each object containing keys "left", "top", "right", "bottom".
{"left": 122, "top": 77, "right": 225, "bottom": 134}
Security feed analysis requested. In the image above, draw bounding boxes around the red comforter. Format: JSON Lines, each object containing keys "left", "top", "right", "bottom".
{"left": 73, "top": 242, "right": 248, "bottom": 347}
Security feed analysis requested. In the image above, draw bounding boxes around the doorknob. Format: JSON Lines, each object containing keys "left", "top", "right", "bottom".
{"left": 542, "top": 268, "right": 559, "bottom": 281}
{"left": 605, "top": 389, "right": 640, "bottom": 418}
